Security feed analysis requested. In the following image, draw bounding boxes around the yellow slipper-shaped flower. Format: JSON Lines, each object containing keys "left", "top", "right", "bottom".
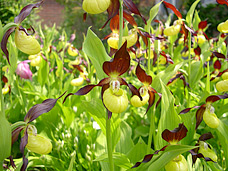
{"left": 217, "top": 20, "right": 228, "bottom": 33}
{"left": 165, "top": 154, "right": 188, "bottom": 171}
{"left": 203, "top": 108, "right": 220, "bottom": 129}
{"left": 15, "top": 28, "right": 40, "bottom": 55}
{"left": 103, "top": 87, "right": 128, "bottom": 113}
{"left": 130, "top": 91, "right": 149, "bottom": 107}
{"left": 26, "top": 133, "right": 52, "bottom": 155}
{"left": 71, "top": 77, "right": 84, "bottom": 86}
{"left": 83, "top": 0, "right": 111, "bottom": 14}
{"left": 198, "top": 141, "right": 217, "bottom": 162}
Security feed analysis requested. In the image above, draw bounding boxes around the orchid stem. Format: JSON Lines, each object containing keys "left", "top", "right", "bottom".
{"left": 118, "top": 0, "right": 123, "bottom": 49}
{"left": 0, "top": 67, "right": 5, "bottom": 118}
{"left": 147, "top": 105, "right": 155, "bottom": 153}
{"left": 206, "top": 62, "right": 210, "bottom": 92}
{"left": 187, "top": 33, "right": 192, "bottom": 107}
{"left": 106, "top": 113, "right": 114, "bottom": 171}
{"left": 148, "top": 39, "right": 151, "bottom": 74}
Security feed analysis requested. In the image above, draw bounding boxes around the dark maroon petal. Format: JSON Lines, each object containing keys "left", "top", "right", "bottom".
{"left": 163, "top": 1, "right": 182, "bottom": 18}
{"left": 167, "top": 73, "right": 182, "bottom": 86}
{"left": 181, "top": 23, "right": 188, "bottom": 44}
{"left": 123, "top": 10, "right": 137, "bottom": 27}
{"left": 194, "top": 46, "right": 201, "bottom": 56}
{"left": 12, "top": 126, "right": 24, "bottom": 145}
{"left": 206, "top": 94, "right": 228, "bottom": 103}
{"left": 212, "top": 51, "right": 226, "bottom": 59}
{"left": 123, "top": 0, "right": 146, "bottom": 24}
{"left": 198, "top": 21, "right": 207, "bottom": 30}
{"left": 132, "top": 145, "right": 168, "bottom": 168}
{"left": 101, "top": 0, "right": 120, "bottom": 29}
{"left": 179, "top": 106, "right": 201, "bottom": 114}
{"left": 214, "top": 60, "right": 221, "bottom": 70}
{"left": 162, "top": 123, "right": 188, "bottom": 143}
{"left": 195, "top": 105, "right": 206, "bottom": 130}
{"left": 9, "top": 156, "right": 16, "bottom": 169}
{"left": 189, "top": 149, "right": 215, "bottom": 164}
{"left": 21, "top": 157, "right": 29, "bottom": 171}
{"left": 180, "top": 75, "right": 190, "bottom": 88}
{"left": 199, "top": 132, "right": 213, "bottom": 141}
{"left": 14, "top": 1, "right": 43, "bottom": 24}
{"left": 146, "top": 89, "right": 155, "bottom": 113}
{"left": 136, "top": 63, "right": 152, "bottom": 85}
{"left": 108, "top": 110, "right": 112, "bottom": 119}
{"left": 2, "top": 75, "right": 8, "bottom": 83}
{"left": 216, "top": 0, "right": 228, "bottom": 6}
{"left": 1, "top": 27, "right": 16, "bottom": 65}
{"left": 110, "top": 14, "right": 120, "bottom": 31}
{"left": 161, "top": 51, "right": 174, "bottom": 64}
{"left": 103, "top": 41, "right": 130, "bottom": 76}
{"left": 24, "top": 92, "right": 66, "bottom": 123}
{"left": 137, "top": 29, "right": 149, "bottom": 47}
{"left": 20, "top": 127, "right": 28, "bottom": 154}
{"left": 83, "top": 12, "right": 87, "bottom": 22}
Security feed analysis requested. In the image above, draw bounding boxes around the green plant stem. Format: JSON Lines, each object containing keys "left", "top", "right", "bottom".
{"left": 0, "top": 69, "right": 5, "bottom": 118}
{"left": 187, "top": 33, "right": 192, "bottom": 107}
{"left": 147, "top": 105, "right": 155, "bottom": 153}
{"left": 106, "top": 114, "right": 114, "bottom": 171}
{"left": 206, "top": 62, "right": 210, "bottom": 92}
{"left": 118, "top": 0, "right": 123, "bottom": 49}
{"left": 0, "top": 161, "right": 3, "bottom": 171}
{"left": 147, "top": 39, "right": 151, "bottom": 74}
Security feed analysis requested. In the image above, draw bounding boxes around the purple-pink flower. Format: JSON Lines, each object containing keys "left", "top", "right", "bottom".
{"left": 16, "top": 60, "right": 32, "bottom": 80}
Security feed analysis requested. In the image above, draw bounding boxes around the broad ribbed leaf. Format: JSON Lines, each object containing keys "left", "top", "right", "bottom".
{"left": 186, "top": 0, "right": 200, "bottom": 26}
{"left": 14, "top": 1, "right": 43, "bottom": 24}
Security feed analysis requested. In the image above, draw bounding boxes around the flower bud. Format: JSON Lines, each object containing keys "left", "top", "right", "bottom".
{"left": 203, "top": 108, "right": 220, "bottom": 128}
{"left": 15, "top": 28, "right": 40, "bottom": 55}
{"left": 165, "top": 154, "right": 188, "bottom": 171}
{"left": 103, "top": 87, "right": 128, "bottom": 113}
{"left": 71, "top": 77, "right": 84, "bottom": 86}
{"left": 216, "top": 80, "right": 228, "bottom": 92}
{"left": 198, "top": 141, "right": 217, "bottom": 162}
{"left": 16, "top": 61, "right": 32, "bottom": 80}
{"left": 82, "top": 0, "right": 111, "bottom": 14}
{"left": 26, "top": 133, "right": 52, "bottom": 155}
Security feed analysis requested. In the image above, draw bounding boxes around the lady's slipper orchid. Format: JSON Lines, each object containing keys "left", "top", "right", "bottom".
{"left": 130, "top": 63, "right": 157, "bottom": 113}
{"left": 11, "top": 93, "right": 65, "bottom": 171}
{"left": 71, "top": 77, "right": 84, "bottom": 87}
{"left": 194, "top": 21, "right": 209, "bottom": 44}
{"left": 29, "top": 53, "right": 42, "bottom": 66}
{"left": 180, "top": 94, "right": 228, "bottom": 129}
{"left": 67, "top": 44, "right": 78, "bottom": 56}
{"left": 217, "top": 19, "right": 228, "bottom": 33}
{"left": 133, "top": 124, "right": 188, "bottom": 168}
{"left": 190, "top": 132, "right": 218, "bottom": 163}
{"left": 26, "top": 125, "right": 52, "bottom": 155}
{"left": 2, "top": 84, "right": 10, "bottom": 95}
{"left": 16, "top": 61, "right": 33, "bottom": 80}
{"left": 82, "top": 0, "right": 111, "bottom": 14}
{"left": 15, "top": 27, "right": 40, "bottom": 55}
{"left": 1, "top": 1, "right": 42, "bottom": 64}
{"left": 164, "top": 20, "right": 182, "bottom": 36}
{"left": 64, "top": 42, "right": 140, "bottom": 118}
{"left": 216, "top": 72, "right": 228, "bottom": 92}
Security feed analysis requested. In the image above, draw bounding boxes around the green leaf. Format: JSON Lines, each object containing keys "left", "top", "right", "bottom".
{"left": 193, "top": 10, "right": 201, "bottom": 31}
{"left": 82, "top": 28, "right": 110, "bottom": 80}
{"left": 155, "top": 80, "right": 181, "bottom": 149}
{"left": 135, "top": 145, "right": 197, "bottom": 171}
{"left": 127, "top": 137, "right": 148, "bottom": 164}
{"left": 68, "top": 151, "right": 76, "bottom": 171}
{"left": 189, "top": 61, "right": 203, "bottom": 88}
{"left": 152, "top": 62, "right": 183, "bottom": 92}
{"left": 186, "top": 0, "right": 200, "bottom": 26}
{"left": 37, "top": 56, "right": 48, "bottom": 87}
{"left": 145, "top": 1, "right": 163, "bottom": 32}
{"left": 94, "top": 152, "right": 132, "bottom": 169}
{"left": 216, "top": 121, "right": 228, "bottom": 167}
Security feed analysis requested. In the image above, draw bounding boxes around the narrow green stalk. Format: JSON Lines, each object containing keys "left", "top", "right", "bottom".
{"left": 0, "top": 161, "right": 3, "bottom": 171}
{"left": 0, "top": 69, "right": 5, "bottom": 117}
{"left": 147, "top": 39, "right": 151, "bottom": 74}
{"left": 106, "top": 114, "right": 114, "bottom": 171}
{"left": 147, "top": 105, "right": 155, "bottom": 153}
{"left": 206, "top": 62, "right": 210, "bottom": 92}
{"left": 118, "top": 0, "right": 123, "bottom": 49}
{"left": 187, "top": 33, "right": 192, "bottom": 107}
